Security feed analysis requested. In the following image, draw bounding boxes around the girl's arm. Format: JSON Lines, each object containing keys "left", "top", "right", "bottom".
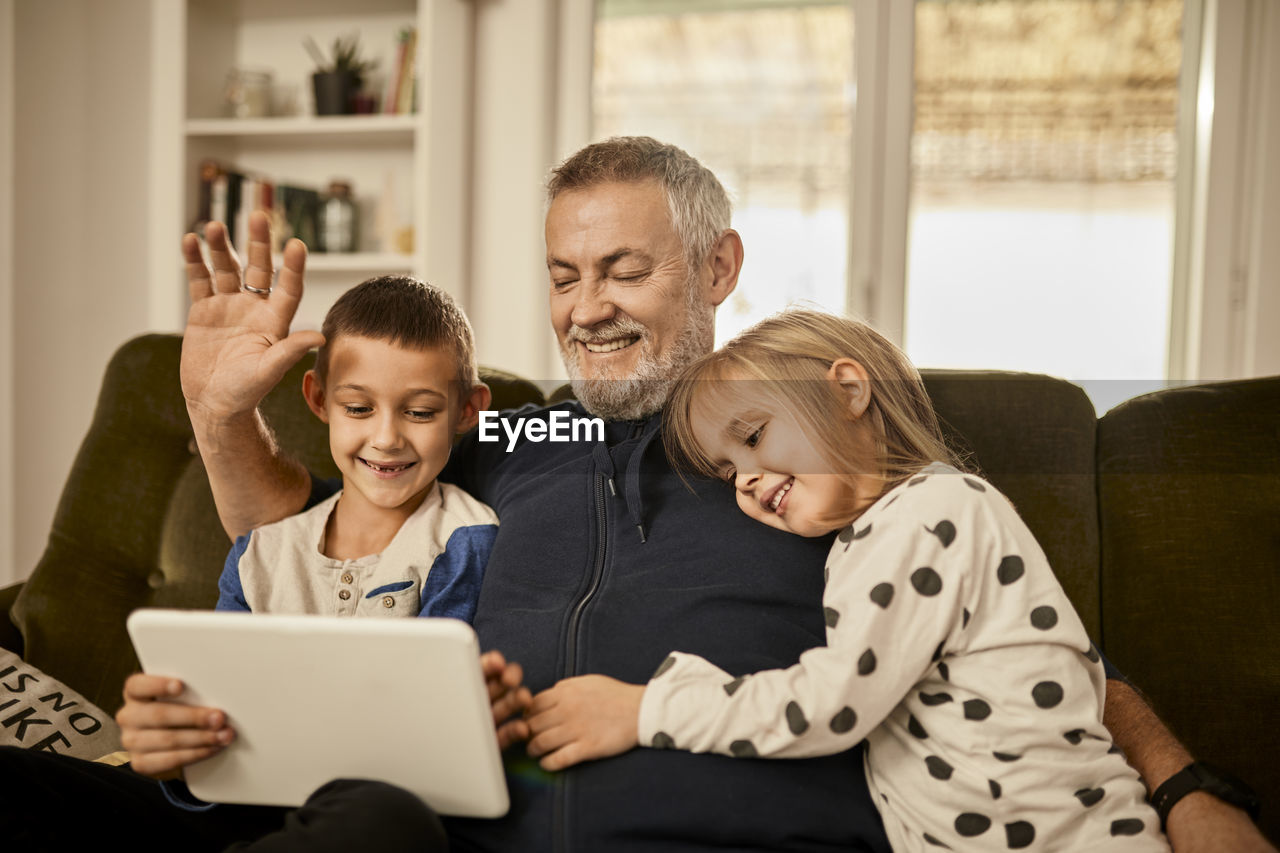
{"left": 527, "top": 472, "right": 983, "bottom": 768}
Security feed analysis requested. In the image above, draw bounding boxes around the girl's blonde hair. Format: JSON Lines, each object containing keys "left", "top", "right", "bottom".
{"left": 664, "top": 309, "right": 964, "bottom": 522}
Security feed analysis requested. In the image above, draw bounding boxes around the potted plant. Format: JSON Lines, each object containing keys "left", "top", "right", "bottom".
{"left": 306, "top": 34, "right": 377, "bottom": 116}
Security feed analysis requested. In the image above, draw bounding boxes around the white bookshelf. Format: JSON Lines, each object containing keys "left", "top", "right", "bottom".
{"left": 147, "top": 0, "right": 472, "bottom": 333}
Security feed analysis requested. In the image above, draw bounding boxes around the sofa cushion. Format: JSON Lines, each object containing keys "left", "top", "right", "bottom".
{"left": 0, "top": 648, "right": 121, "bottom": 759}
{"left": 1098, "top": 376, "right": 1280, "bottom": 841}
{"left": 922, "top": 370, "right": 1101, "bottom": 637}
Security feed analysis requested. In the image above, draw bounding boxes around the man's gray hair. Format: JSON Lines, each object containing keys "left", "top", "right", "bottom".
{"left": 546, "top": 136, "right": 732, "bottom": 271}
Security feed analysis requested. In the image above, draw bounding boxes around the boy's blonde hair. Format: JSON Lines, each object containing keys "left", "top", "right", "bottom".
{"left": 664, "top": 309, "right": 963, "bottom": 521}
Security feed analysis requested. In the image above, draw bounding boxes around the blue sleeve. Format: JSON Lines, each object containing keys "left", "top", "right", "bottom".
{"left": 159, "top": 778, "right": 216, "bottom": 812}
{"left": 1099, "top": 647, "right": 1128, "bottom": 683}
{"left": 216, "top": 534, "right": 253, "bottom": 612}
{"left": 417, "top": 524, "right": 498, "bottom": 624}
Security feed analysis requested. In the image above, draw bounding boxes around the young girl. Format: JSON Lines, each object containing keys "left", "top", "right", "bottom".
{"left": 525, "top": 310, "right": 1168, "bottom": 852}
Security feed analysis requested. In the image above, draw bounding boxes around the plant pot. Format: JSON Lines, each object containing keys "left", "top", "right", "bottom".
{"left": 312, "top": 70, "right": 359, "bottom": 116}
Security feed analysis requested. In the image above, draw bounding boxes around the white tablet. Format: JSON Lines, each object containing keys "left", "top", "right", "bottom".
{"left": 126, "top": 609, "right": 509, "bottom": 817}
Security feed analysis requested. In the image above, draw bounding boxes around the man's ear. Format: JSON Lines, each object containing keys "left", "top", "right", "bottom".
{"left": 302, "top": 370, "right": 329, "bottom": 423}
{"left": 826, "top": 358, "right": 872, "bottom": 419}
{"left": 455, "top": 382, "right": 492, "bottom": 434}
{"left": 702, "top": 229, "right": 744, "bottom": 308}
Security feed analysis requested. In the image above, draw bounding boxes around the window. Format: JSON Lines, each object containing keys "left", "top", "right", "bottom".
{"left": 591, "top": 0, "right": 1186, "bottom": 412}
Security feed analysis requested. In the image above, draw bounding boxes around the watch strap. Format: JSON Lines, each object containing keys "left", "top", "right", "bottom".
{"left": 1150, "top": 763, "right": 1204, "bottom": 830}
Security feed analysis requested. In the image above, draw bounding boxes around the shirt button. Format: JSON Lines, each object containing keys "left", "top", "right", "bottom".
{"left": 382, "top": 596, "right": 395, "bottom": 608}
{"left": 338, "top": 589, "right": 351, "bottom": 601}
{"left": 341, "top": 572, "right": 353, "bottom": 584}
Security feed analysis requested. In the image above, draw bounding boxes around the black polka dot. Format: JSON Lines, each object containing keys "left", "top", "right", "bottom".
{"left": 785, "top": 701, "right": 809, "bottom": 735}
{"left": 1110, "top": 818, "right": 1145, "bottom": 837}
{"left": 988, "top": 779, "right": 1002, "bottom": 799}
{"left": 830, "top": 707, "right": 857, "bottom": 734}
{"left": 824, "top": 565, "right": 829, "bottom": 584}
{"left": 927, "top": 520, "right": 956, "bottom": 547}
{"left": 884, "top": 495, "right": 900, "bottom": 509}
{"left": 1085, "top": 644, "right": 1101, "bottom": 663}
{"left": 840, "top": 524, "right": 873, "bottom": 549}
{"left": 824, "top": 607, "right": 840, "bottom": 628}
{"left": 653, "top": 656, "right": 676, "bottom": 678}
{"left": 993, "top": 751, "right": 1021, "bottom": 762}
{"left": 923, "top": 832, "right": 951, "bottom": 848}
{"left": 1108, "top": 743, "right": 1124, "bottom": 755}
{"left": 963, "top": 478, "right": 986, "bottom": 492}
{"left": 870, "top": 583, "right": 894, "bottom": 608}
{"left": 937, "top": 661, "right": 950, "bottom": 681}
{"left": 962, "top": 608, "right": 971, "bottom": 628}
{"left": 858, "top": 649, "right": 877, "bottom": 675}
{"left": 931, "top": 641, "right": 945, "bottom": 662}
{"left": 652, "top": 732, "right": 674, "bottom": 749}
{"left": 955, "top": 813, "right": 991, "bottom": 836}
{"left": 925, "top": 756, "right": 954, "bottom": 780}
{"left": 1005, "top": 821, "right": 1035, "bottom": 849}
{"left": 730, "top": 740, "right": 758, "bottom": 758}
{"left": 1032, "top": 681, "right": 1064, "bottom": 708}
{"left": 911, "top": 567, "right": 943, "bottom": 596}
{"left": 963, "top": 699, "right": 991, "bottom": 720}
{"left": 1075, "top": 787, "right": 1105, "bottom": 807}
{"left": 908, "top": 714, "right": 929, "bottom": 739}
{"left": 996, "top": 555, "right": 1025, "bottom": 585}
{"left": 909, "top": 475, "right": 928, "bottom": 486}
{"left": 1063, "top": 729, "right": 1085, "bottom": 745}
{"left": 1030, "top": 606, "right": 1058, "bottom": 630}
{"left": 919, "top": 691, "right": 953, "bottom": 706}
{"left": 724, "top": 676, "right": 746, "bottom": 697}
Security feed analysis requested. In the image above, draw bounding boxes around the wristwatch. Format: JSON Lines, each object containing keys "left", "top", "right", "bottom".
{"left": 1150, "top": 761, "right": 1261, "bottom": 830}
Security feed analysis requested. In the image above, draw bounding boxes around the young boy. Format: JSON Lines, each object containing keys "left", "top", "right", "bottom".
{"left": 215, "top": 275, "right": 498, "bottom": 622}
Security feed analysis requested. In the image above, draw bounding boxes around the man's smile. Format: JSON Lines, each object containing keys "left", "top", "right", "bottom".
{"left": 581, "top": 337, "right": 640, "bottom": 354}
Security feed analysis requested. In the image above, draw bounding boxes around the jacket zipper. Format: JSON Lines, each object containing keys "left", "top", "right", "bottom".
{"left": 554, "top": 468, "right": 611, "bottom": 853}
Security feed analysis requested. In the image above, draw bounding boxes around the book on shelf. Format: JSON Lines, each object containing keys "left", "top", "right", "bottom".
{"left": 383, "top": 26, "right": 417, "bottom": 115}
{"left": 193, "top": 159, "right": 318, "bottom": 254}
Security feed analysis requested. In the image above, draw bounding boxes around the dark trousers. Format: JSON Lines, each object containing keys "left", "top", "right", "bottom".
{"left": 0, "top": 746, "right": 448, "bottom": 852}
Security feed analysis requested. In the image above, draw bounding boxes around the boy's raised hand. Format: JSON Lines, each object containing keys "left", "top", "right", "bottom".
{"left": 481, "top": 650, "right": 533, "bottom": 750}
{"left": 181, "top": 210, "right": 325, "bottom": 424}
{"left": 525, "top": 675, "right": 644, "bottom": 771}
{"left": 115, "top": 673, "right": 235, "bottom": 780}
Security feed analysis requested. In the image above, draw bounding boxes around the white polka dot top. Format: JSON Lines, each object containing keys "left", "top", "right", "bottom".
{"left": 638, "top": 463, "right": 1169, "bottom": 852}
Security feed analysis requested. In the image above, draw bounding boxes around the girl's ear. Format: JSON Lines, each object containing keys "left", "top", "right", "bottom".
{"left": 302, "top": 370, "right": 329, "bottom": 423}
{"left": 826, "top": 358, "right": 872, "bottom": 419}
{"left": 454, "top": 383, "right": 492, "bottom": 434}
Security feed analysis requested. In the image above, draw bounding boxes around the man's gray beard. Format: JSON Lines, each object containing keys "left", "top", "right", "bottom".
{"left": 563, "top": 297, "right": 715, "bottom": 422}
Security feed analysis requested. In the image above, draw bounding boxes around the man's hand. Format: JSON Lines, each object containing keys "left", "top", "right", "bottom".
{"left": 181, "top": 211, "right": 324, "bottom": 425}
{"left": 525, "top": 675, "right": 643, "bottom": 771}
{"left": 481, "top": 650, "right": 532, "bottom": 750}
{"left": 115, "top": 674, "right": 235, "bottom": 781}
{"left": 181, "top": 212, "right": 322, "bottom": 538}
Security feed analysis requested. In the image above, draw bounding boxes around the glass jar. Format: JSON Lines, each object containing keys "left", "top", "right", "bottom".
{"left": 224, "top": 69, "right": 273, "bottom": 119}
{"left": 318, "top": 181, "right": 358, "bottom": 253}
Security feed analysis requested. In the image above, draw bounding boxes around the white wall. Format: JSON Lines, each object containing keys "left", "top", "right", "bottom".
{"left": 468, "top": 0, "right": 562, "bottom": 383}
{"left": 9, "top": 0, "right": 153, "bottom": 584}
{"left": 1, "top": 0, "right": 15, "bottom": 586}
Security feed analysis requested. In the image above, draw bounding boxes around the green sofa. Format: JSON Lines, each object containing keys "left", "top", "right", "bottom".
{"left": 2, "top": 334, "right": 1277, "bottom": 839}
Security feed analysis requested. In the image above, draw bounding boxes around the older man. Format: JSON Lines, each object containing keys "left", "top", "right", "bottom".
{"left": 45, "top": 137, "right": 1269, "bottom": 851}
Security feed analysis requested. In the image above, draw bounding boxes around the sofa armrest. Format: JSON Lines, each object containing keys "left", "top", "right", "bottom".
{"left": 0, "top": 581, "right": 24, "bottom": 656}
